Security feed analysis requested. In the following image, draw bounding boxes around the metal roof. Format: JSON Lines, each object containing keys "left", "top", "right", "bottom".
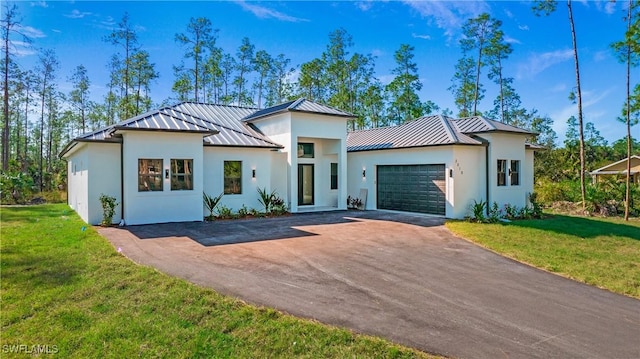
{"left": 451, "top": 116, "right": 535, "bottom": 135}
{"left": 61, "top": 103, "right": 282, "bottom": 157}
{"left": 243, "top": 98, "right": 355, "bottom": 121}
{"left": 347, "top": 115, "right": 483, "bottom": 152}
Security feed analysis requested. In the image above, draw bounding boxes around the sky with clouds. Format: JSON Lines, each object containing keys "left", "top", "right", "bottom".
{"left": 10, "top": 0, "right": 639, "bottom": 145}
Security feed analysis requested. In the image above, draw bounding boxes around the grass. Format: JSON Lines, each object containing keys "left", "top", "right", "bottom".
{"left": 1, "top": 204, "right": 437, "bottom": 358}
{"left": 446, "top": 214, "right": 640, "bottom": 298}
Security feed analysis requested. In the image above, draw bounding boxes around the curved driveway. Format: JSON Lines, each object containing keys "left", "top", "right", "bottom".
{"left": 99, "top": 211, "right": 640, "bottom": 358}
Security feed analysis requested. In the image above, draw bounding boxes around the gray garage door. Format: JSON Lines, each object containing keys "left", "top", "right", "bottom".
{"left": 377, "top": 164, "right": 446, "bottom": 215}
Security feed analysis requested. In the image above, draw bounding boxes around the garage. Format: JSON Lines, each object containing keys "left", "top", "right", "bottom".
{"left": 376, "top": 164, "right": 446, "bottom": 215}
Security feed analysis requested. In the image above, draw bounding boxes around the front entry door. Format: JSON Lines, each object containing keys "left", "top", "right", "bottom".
{"left": 298, "top": 164, "right": 314, "bottom": 206}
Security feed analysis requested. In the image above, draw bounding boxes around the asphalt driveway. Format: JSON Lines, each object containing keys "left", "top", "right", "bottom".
{"left": 99, "top": 211, "right": 640, "bottom": 358}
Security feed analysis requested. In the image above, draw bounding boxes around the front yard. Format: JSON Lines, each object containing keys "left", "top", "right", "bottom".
{"left": 0, "top": 204, "right": 434, "bottom": 358}
{"left": 446, "top": 215, "right": 640, "bottom": 298}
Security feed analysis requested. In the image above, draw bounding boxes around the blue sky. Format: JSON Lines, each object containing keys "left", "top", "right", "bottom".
{"left": 12, "top": 0, "right": 639, "bottom": 145}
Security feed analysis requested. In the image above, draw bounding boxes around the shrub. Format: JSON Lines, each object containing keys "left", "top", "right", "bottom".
{"left": 487, "top": 202, "right": 501, "bottom": 223}
{"left": 237, "top": 204, "right": 249, "bottom": 218}
{"left": 470, "top": 200, "right": 486, "bottom": 223}
{"left": 216, "top": 205, "right": 233, "bottom": 219}
{"left": 99, "top": 194, "right": 118, "bottom": 226}
{"left": 0, "top": 171, "right": 34, "bottom": 204}
{"left": 203, "top": 192, "right": 223, "bottom": 219}
{"left": 257, "top": 187, "right": 277, "bottom": 213}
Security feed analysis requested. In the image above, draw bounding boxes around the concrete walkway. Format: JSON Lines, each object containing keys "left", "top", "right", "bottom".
{"left": 98, "top": 211, "right": 640, "bottom": 359}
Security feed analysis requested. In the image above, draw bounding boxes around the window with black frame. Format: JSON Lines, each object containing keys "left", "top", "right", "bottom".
{"left": 224, "top": 161, "right": 242, "bottom": 194}
{"left": 497, "top": 159, "right": 507, "bottom": 186}
{"left": 330, "top": 163, "right": 338, "bottom": 189}
{"left": 139, "top": 159, "right": 163, "bottom": 191}
{"left": 171, "top": 159, "right": 193, "bottom": 190}
{"left": 510, "top": 160, "right": 520, "bottom": 186}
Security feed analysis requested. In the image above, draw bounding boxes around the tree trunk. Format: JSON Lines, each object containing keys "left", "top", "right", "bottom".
{"left": 568, "top": 0, "right": 586, "bottom": 212}
{"left": 498, "top": 56, "right": 506, "bottom": 123}
{"left": 473, "top": 45, "right": 483, "bottom": 116}
{"left": 23, "top": 84, "right": 29, "bottom": 171}
{"left": 2, "top": 28, "right": 10, "bottom": 171}
{"left": 624, "top": 0, "right": 632, "bottom": 221}
{"left": 39, "top": 80, "right": 46, "bottom": 192}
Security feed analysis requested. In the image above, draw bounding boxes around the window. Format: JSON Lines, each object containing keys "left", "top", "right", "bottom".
{"left": 497, "top": 159, "right": 507, "bottom": 186}
{"left": 139, "top": 159, "right": 163, "bottom": 191}
{"left": 510, "top": 160, "right": 520, "bottom": 186}
{"left": 171, "top": 159, "right": 193, "bottom": 190}
{"left": 224, "top": 161, "right": 242, "bottom": 194}
{"left": 297, "top": 143, "right": 314, "bottom": 158}
{"left": 330, "top": 163, "right": 338, "bottom": 190}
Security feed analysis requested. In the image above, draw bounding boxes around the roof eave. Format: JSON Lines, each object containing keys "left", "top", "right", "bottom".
{"left": 347, "top": 142, "right": 483, "bottom": 153}
{"left": 113, "top": 126, "right": 219, "bottom": 136}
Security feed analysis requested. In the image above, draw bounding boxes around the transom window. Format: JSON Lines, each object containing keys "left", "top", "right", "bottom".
{"left": 510, "top": 160, "right": 520, "bottom": 186}
{"left": 330, "top": 163, "right": 338, "bottom": 190}
{"left": 297, "top": 143, "right": 314, "bottom": 158}
{"left": 497, "top": 159, "right": 507, "bottom": 187}
{"left": 139, "top": 159, "right": 163, "bottom": 192}
{"left": 224, "top": 161, "right": 242, "bottom": 194}
{"left": 171, "top": 159, "right": 193, "bottom": 190}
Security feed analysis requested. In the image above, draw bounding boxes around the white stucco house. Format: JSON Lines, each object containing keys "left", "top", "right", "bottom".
{"left": 60, "top": 98, "right": 537, "bottom": 225}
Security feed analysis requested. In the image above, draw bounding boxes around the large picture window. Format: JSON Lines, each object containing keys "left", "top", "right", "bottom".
{"left": 510, "top": 160, "right": 520, "bottom": 186}
{"left": 297, "top": 143, "right": 314, "bottom": 158}
{"left": 330, "top": 163, "right": 338, "bottom": 190}
{"left": 171, "top": 159, "right": 193, "bottom": 190}
{"left": 139, "top": 159, "right": 163, "bottom": 191}
{"left": 224, "top": 161, "right": 242, "bottom": 194}
{"left": 497, "top": 159, "right": 507, "bottom": 186}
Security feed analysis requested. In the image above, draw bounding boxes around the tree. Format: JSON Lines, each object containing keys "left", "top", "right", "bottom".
{"left": 68, "top": 65, "right": 90, "bottom": 134}
{"left": 1, "top": 3, "right": 30, "bottom": 171}
{"left": 130, "top": 50, "right": 158, "bottom": 114}
{"left": 265, "top": 54, "right": 293, "bottom": 106}
{"left": 449, "top": 56, "right": 476, "bottom": 117}
{"left": 104, "top": 12, "right": 139, "bottom": 119}
{"left": 298, "top": 58, "right": 325, "bottom": 102}
{"left": 175, "top": 17, "right": 217, "bottom": 102}
{"left": 36, "top": 48, "right": 59, "bottom": 191}
{"left": 460, "top": 13, "right": 501, "bottom": 116}
{"left": 485, "top": 26, "right": 514, "bottom": 123}
{"left": 533, "top": 0, "right": 587, "bottom": 212}
{"left": 386, "top": 44, "right": 424, "bottom": 124}
{"left": 253, "top": 49, "right": 272, "bottom": 108}
{"left": 234, "top": 37, "right": 255, "bottom": 106}
{"left": 611, "top": 0, "right": 640, "bottom": 220}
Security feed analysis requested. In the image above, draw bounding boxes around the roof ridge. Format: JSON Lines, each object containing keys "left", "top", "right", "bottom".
{"left": 288, "top": 98, "right": 305, "bottom": 110}
{"left": 441, "top": 116, "right": 460, "bottom": 143}
{"left": 168, "top": 106, "right": 280, "bottom": 146}
{"left": 179, "top": 101, "right": 258, "bottom": 111}
{"left": 156, "top": 108, "right": 215, "bottom": 131}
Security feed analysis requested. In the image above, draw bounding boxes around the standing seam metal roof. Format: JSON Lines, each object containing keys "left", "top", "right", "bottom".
{"left": 242, "top": 98, "right": 355, "bottom": 121}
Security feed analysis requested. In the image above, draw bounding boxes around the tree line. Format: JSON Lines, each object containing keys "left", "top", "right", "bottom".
{"left": 1, "top": 2, "right": 638, "bottom": 217}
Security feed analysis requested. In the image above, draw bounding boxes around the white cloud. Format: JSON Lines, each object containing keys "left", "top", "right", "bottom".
{"left": 356, "top": 1, "right": 374, "bottom": 12}
{"left": 550, "top": 88, "right": 613, "bottom": 140}
{"left": 504, "top": 35, "right": 520, "bottom": 44}
{"left": 504, "top": 9, "right": 513, "bottom": 18}
{"left": 518, "top": 24, "right": 529, "bottom": 31}
{"left": 371, "top": 48, "right": 384, "bottom": 57}
{"left": 52, "top": 29, "right": 61, "bottom": 33}
{"left": 593, "top": 50, "right": 607, "bottom": 62}
{"left": 412, "top": 33, "right": 431, "bottom": 40}
{"left": 517, "top": 49, "right": 573, "bottom": 79}
{"left": 65, "top": 9, "right": 93, "bottom": 19}
{"left": 15, "top": 24, "right": 46, "bottom": 39}
{"left": 402, "top": 0, "right": 489, "bottom": 39}
{"left": 30, "top": 1, "right": 48, "bottom": 8}
{"left": 235, "top": 1, "right": 308, "bottom": 22}
{"left": 9, "top": 41, "right": 37, "bottom": 57}
{"left": 550, "top": 83, "right": 567, "bottom": 93}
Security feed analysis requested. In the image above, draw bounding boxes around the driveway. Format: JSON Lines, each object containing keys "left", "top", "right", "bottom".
{"left": 99, "top": 211, "right": 640, "bottom": 359}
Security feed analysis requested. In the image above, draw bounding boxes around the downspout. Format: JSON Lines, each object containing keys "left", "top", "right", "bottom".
{"left": 120, "top": 139, "right": 125, "bottom": 224}
{"left": 485, "top": 142, "right": 490, "bottom": 216}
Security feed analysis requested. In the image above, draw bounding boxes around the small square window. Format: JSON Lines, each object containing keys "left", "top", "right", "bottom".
{"left": 224, "top": 161, "right": 242, "bottom": 194}
{"left": 330, "top": 163, "right": 338, "bottom": 190}
{"left": 139, "top": 159, "right": 163, "bottom": 191}
{"left": 497, "top": 159, "right": 507, "bottom": 187}
{"left": 297, "top": 143, "right": 314, "bottom": 158}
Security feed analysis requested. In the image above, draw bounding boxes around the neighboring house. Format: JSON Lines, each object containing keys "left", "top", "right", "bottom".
{"left": 61, "top": 99, "right": 537, "bottom": 225}
{"left": 589, "top": 156, "right": 640, "bottom": 184}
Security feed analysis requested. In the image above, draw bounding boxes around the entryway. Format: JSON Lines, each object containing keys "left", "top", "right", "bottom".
{"left": 298, "top": 164, "right": 314, "bottom": 206}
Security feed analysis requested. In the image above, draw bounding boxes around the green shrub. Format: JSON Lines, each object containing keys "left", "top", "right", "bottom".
{"left": 216, "top": 205, "right": 233, "bottom": 219}
{"left": 99, "top": 194, "right": 118, "bottom": 226}
{"left": 0, "top": 171, "right": 35, "bottom": 204}
{"left": 470, "top": 200, "right": 486, "bottom": 223}
{"left": 257, "top": 187, "right": 276, "bottom": 213}
{"left": 203, "top": 192, "right": 223, "bottom": 219}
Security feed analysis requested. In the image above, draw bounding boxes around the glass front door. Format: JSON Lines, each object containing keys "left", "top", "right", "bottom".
{"left": 298, "top": 164, "right": 314, "bottom": 206}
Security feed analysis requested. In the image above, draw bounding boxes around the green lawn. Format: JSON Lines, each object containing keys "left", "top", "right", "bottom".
{"left": 1, "top": 204, "right": 436, "bottom": 358}
{"left": 446, "top": 215, "right": 640, "bottom": 298}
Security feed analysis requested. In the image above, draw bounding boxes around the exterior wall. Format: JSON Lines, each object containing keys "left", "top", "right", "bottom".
{"left": 452, "top": 145, "right": 487, "bottom": 218}
{"left": 476, "top": 132, "right": 530, "bottom": 209}
{"left": 66, "top": 143, "right": 90, "bottom": 223}
{"left": 122, "top": 131, "right": 204, "bottom": 225}
{"left": 347, "top": 146, "right": 459, "bottom": 217}
{"left": 251, "top": 112, "right": 348, "bottom": 212}
{"left": 203, "top": 146, "right": 280, "bottom": 212}
{"left": 87, "top": 143, "right": 122, "bottom": 225}
{"left": 525, "top": 149, "right": 535, "bottom": 203}
{"left": 65, "top": 142, "right": 121, "bottom": 225}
